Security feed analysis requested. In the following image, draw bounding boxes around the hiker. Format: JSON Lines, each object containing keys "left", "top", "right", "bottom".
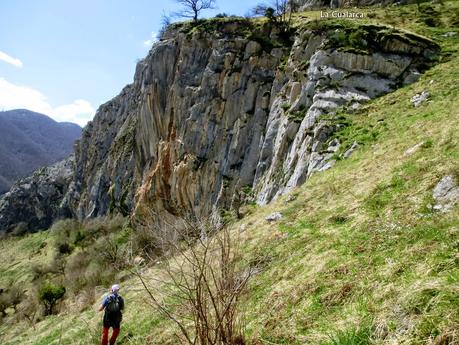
{"left": 99, "top": 284, "right": 124, "bottom": 345}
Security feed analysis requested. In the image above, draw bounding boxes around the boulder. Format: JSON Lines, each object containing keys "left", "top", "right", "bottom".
{"left": 343, "top": 141, "right": 360, "bottom": 158}
{"left": 411, "top": 91, "right": 430, "bottom": 107}
{"left": 432, "top": 176, "right": 459, "bottom": 213}
{"left": 404, "top": 142, "right": 424, "bottom": 157}
{"left": 265, "top": 212, "right": 283, "bottom": 222}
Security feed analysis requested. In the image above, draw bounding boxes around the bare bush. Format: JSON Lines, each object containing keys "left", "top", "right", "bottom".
{"left": 64, "top": 251, "right": 90, "bottom": 291}
{"left": 83, "top": 214, "right": 126, "bottom": 240}
{"left": 31, "top": 263, "right": 48, "bottom": 281}
{"left": 31, "top": 254, "right": 66, "bottom": 280}
{"left": 11, "top": 222, "right": 29, "bottom": 236}
{"left": 46, "top": 215, "right": 129, "bottom": 293}
{"left": 133, "top": 216, "right": 254, "bottom": 344}
{"left": 159, "top": 12, "right": 173, "bottom": 39}
{"left": 17, "top": 295, "right": 40, "bottom": 327}
{"left": 251, "top": 0, "right": 300, "bottom": 31}
{"left": 51, "top": 219, "right": 82, "bottom": 248}
{"left": 0, "top": 284, "right": 25, "bottom": 316}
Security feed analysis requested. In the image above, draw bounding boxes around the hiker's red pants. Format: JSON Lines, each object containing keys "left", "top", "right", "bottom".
{"left": 101, "top": 326, "right": 120, "bottom": 345}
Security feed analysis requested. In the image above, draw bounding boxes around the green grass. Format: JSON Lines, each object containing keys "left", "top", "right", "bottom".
{"left": 1, "top": 2, "right": 459, "bottom": 344}
{"left": 0, "top": 231, "right": 52, "bottom": 285}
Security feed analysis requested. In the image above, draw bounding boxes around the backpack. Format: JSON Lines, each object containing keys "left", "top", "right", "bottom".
{"left": 106, "top": 295, "right": 121, "bottom": 314}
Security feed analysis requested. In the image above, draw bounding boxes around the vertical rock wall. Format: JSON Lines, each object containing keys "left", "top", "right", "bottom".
{"left": 0, "top": 19, "right": 440, "bottom": 232}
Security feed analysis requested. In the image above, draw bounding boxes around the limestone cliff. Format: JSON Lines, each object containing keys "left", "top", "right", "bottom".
{"left": 0, "top": 157, "right": 74, "bottom": 233}
{"left": 0, "top": 18, "right": 439, "bottom": 232}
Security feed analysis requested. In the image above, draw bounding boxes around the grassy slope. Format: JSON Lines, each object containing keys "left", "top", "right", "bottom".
{"left": 1, "top": 2, "right": 458, "bottom": 344}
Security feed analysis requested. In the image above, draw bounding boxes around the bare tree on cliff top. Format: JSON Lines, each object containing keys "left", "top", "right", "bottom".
{"left": 174, "top": 0, "right": 217, "bottom": 21}
{"left": 251, "top": 0, "right": 299, "bottom": 28}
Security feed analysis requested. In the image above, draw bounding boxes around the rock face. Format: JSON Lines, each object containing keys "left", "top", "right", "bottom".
{"left": 251, "top": 24, "right": 438, "bottom": 203}
{"left": 0, "top": 158, "right": 74, "bottom": 233}
{"left": 0, "top": 19, "right": 440, "bottom": 232}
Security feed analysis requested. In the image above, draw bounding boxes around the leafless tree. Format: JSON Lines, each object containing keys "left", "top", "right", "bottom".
{"left": 131, "top": 213, "right": 256, "bottom": 345}
{"left": 251, "top": 0, "right": 300, "bottom": 28}
{"left": 174, "top": 0, "right": 217, "bottom": 21}
{"left": 18, "top": 296, "right": 39, "bottom": 328}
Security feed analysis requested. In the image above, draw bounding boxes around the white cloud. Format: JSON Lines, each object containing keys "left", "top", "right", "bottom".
{"left": 0, "top": 51, "right": 23, "bottom": 68}
{"left": 0, "top": 77, "right": 95, "bottom": 127}
{"left": 143, "top": 31, "right": 158, "bottom": 47}
{"left": 52, "top": 100, "right": 95, "bottom": 125}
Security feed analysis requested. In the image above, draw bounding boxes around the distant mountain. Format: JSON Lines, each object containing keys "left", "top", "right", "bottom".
{"left": 0, "top": 109, "right": 81, "bottom": 194}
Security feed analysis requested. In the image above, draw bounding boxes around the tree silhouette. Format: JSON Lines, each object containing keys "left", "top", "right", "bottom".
{"left": 174, "top": 0, "right": 217, "bottom": 21}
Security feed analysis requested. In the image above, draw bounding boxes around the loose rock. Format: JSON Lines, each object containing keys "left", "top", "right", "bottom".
{"left": 343, "top": 141, "right": 360, "bottom": 158}
{"left": 411, "top": 91, "right": 430, "bottom": 107}
{"left": 404, "top": 142, "right": 424, "bottom": 157}
{"left": 265, "top": 212, "right": 283, "bottom": 222}
{"left": 133, "top": 256, "right": 146, "bottom": 266}
{"left": 432, "top": 175, "right": 459, "bottom": 212}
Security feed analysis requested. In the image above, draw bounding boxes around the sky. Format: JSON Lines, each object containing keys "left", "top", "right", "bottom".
{"left": 0, "top": 0, "right": 262, "bottom": 127}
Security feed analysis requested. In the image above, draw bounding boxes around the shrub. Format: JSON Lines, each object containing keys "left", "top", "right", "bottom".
{"left": 421, "top": 139, "right": 434, "bottom": 149}
{"left": 0, "top": 285, "right": 25, "bottom": 316}
{"left": 17, "top": 295, "right": 40, "bottom": 325}
{"left": 134, "top": 217, "right": 253, "bottom": 345}
{"left": 419, "top": 4, "right": 441, "bottom": 27}
{"left": 65, "top": 251, "right": 90, "bottom": 292}
{"left": 11, "top": 222, "right": 28, "bottom": 236}
{"left": 57, "top": 242, "right": 73, "bottom": 255}
{"left": 251, "top": 0, "right": 297, "bottom": 35}
{"left": 31, "top": 263, "right": 53, "bottom": 280}
{"left": 51, "top": 219, "right": 81, "bottom": 250}
{"left": 75, "top": 287, "right": 96, "bottom": 312}
{"left": 38, "top": 281, "right": 66, "bottom": 315}
{"left": 131, "top": 222, "right": 161, "bottom": 256}
{"left": 49, "top": 255, "right": 67, "bottom": 276}
{"left": 329, "top": 30, "right": 348, "bottom": 47}
{"left": 31, "top": 255, "right": 66, "bottom": 280}
{"left": 82, "top": 261, "right": 116, "bottom": 288}
{"left": 84, "top": 215, "right": 126, "bottom": 239}
{"left": 281, "top": 102, "right": 291, "bottom": 111}
{"left": 30, "top": 216, "right": 131, "bottom": 311}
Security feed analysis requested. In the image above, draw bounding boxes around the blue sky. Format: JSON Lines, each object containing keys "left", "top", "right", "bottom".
{"left": 0, "top": 0, "right": 262, "bottom": 126}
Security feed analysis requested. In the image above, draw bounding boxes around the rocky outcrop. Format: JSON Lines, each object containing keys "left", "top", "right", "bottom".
{"left": 70, "top": 85, "right": 138, "bottom": 219}
{"left": 252, "top": 24, "right": 439, "bottom": 202}
{"left": 0, "top": 157, "right": 74, "bottom": 233}
{"left": 0, "top": 18, "right": 440, "bottom": 232}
